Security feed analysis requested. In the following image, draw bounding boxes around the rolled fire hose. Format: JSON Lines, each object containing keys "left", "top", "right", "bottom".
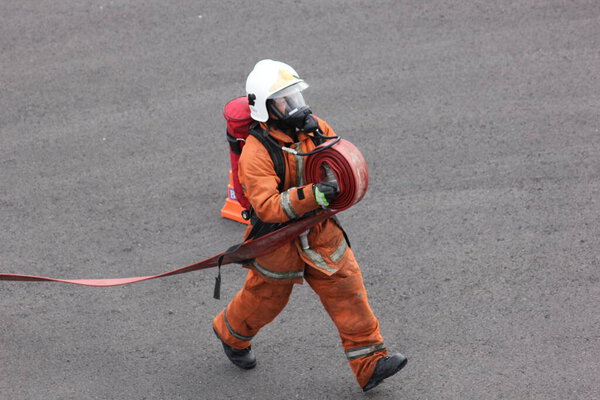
{"left": 0, "top": 139, "right": 368, "bottom": 287}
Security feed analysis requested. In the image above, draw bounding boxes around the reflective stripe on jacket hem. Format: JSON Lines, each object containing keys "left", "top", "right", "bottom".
{"left": 224, "top": 308, "right": 254, "bottom": 342}
{"left": 302, "top": 237, "right": 348, "bottom": 274}
{"left": 280, "top": 189, "right": 299, "bottom": 219}
{"left": 303, "top": 248, "right": 337, "bottom": 273}
{"left": 345, "top": 343, "right": 386, "bottom": 360}
{"left": 330, "top": 238, "right": 348, "bottom": 264}
{"left": 252, "top": 260, "right": 304, "bottom": 281}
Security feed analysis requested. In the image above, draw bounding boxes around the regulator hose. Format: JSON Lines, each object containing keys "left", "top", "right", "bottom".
{"left": 0, "top": 139, "right": 369, "bottom": 287}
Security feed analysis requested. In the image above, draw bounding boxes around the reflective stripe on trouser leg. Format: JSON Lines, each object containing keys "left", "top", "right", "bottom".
{"left": 213, "top": 269, "right": 294, "bottom": 349}
{"left": 224, "top": 308, "right": 254, "bottom": 342}
{"left": 304, "top": 248, "right": 388, "bottom": 388}
{"left": 345, "top": 343, "right": 386, "bottom": 360}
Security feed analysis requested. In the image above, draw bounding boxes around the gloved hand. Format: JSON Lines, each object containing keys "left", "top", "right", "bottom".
{"left": 313, "top": 181, "right": 339, "bottom": 208}
{"left": 301, "top": 114, "right": 320, "bottom": 133}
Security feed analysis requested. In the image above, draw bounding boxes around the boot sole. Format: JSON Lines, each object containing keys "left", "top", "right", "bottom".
{"left": 213, "top": 329, "right": 257, "bottom": 369}
{"left": 362, "top": 356, "right": 408, "bottom": 392}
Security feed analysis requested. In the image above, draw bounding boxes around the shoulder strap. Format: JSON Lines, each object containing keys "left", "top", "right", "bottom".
{"left": 248, "top": 123, "right": 286, "bottom": 193}
{"left": 242, "top": 124, "right": 325, "bottom": 242}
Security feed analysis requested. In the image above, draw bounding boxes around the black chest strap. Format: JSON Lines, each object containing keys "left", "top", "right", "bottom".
{"left": 245, "top": 123, "right": 331, "bottom": 241}
{"left": 248, "top": 123, "right": 286, "bottom": 193}
{"left": 248, "top": 123, "right": 326, "bottom": 187}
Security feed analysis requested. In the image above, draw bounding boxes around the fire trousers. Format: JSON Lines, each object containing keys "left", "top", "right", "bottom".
{"left": 213, "top": 249, "right": 387, "bottom": 388}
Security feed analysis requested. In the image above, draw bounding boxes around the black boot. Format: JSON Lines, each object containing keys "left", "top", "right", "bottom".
{"left": 214, "top": 330, "right": 257, "bottom": 369}
{"left": 362, "top": 353, "right": 407, "bottom": 392}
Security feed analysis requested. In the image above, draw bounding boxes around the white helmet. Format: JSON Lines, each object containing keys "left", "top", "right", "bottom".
{"left": 245, "top": 59, "right": 309, "bottom": 122}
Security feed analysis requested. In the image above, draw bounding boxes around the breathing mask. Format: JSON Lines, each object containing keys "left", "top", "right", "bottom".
{"left": 267, "top": 84, "right": 313, "bottom": 131}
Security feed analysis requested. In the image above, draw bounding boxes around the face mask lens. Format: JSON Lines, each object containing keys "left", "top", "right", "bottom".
{"left": 286, "top": 93, "right": 305, "bottom": 115}
{"left": 272, "top": 93, "right": 306, "bottom": 118}
{"left": 269, "top": 84, "right": 308, "bottom": 116}
{"left": 273, "top": 98, "right": 288, "bottom": 115}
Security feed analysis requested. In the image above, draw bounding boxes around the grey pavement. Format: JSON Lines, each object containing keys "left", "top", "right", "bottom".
{"left": 1, "top": 1, "right": 599, "bottom": 399}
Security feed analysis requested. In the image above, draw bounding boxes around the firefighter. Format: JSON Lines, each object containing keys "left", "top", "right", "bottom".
{"left": 213, "top": 59, "right": 407, "bottom": 391}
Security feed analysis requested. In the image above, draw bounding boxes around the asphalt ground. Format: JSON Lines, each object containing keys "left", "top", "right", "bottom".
{"left": 1, "top": 1, "right": 599, "bottom": 399}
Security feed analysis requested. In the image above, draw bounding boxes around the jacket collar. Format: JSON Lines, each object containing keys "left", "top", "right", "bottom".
{"left": 259, "top": 122, "right": 310, "bottom": 144}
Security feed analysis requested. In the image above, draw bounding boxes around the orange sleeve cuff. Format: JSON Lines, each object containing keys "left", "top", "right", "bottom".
{"left": 288, "top": 184, "right": 319, "bottom": 217}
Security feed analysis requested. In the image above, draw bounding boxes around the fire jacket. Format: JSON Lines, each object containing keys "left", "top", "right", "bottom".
{"left": 238, "top": 117, "right": 351, "bottom": 283}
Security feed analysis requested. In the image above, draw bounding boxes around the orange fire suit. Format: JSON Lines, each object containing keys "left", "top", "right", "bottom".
{"left": 213, "top": 117, "right": 387, "bottom": 388}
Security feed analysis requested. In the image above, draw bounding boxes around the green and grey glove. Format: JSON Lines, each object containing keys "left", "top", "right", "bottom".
{"left": 313, "top": 181, "right": 339, "bottom": 208}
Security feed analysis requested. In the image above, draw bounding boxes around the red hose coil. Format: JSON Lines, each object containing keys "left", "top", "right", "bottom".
{"left": 0, "top": 139, "right": 369, "bottom": 286}
{"left": 304, "top": 139, "right": 369, "bottom": 212}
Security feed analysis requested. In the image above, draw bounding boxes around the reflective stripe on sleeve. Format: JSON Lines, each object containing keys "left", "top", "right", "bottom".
{"left": 330, "top": 238, "right": 348, "bottom": 264}
{"left": 280, "top": 189, "right": 299, "bottom": 219}
{"left": 345, "top": 343, "right": 386, "bottom": 360}
{"left": 224, "top": 308, "right": 254, "bottom": 342}
{"left": 252, "top": 260, "right": 305, "bottom": 281}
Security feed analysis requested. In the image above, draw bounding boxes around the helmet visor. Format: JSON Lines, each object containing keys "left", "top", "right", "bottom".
{"left": 268, "top": 83, "right": 308, "bottom": 119}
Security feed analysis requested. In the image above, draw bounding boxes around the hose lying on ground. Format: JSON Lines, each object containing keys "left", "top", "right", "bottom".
{"left": 0, "top": 139, "right": 368, "bottom": 287}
